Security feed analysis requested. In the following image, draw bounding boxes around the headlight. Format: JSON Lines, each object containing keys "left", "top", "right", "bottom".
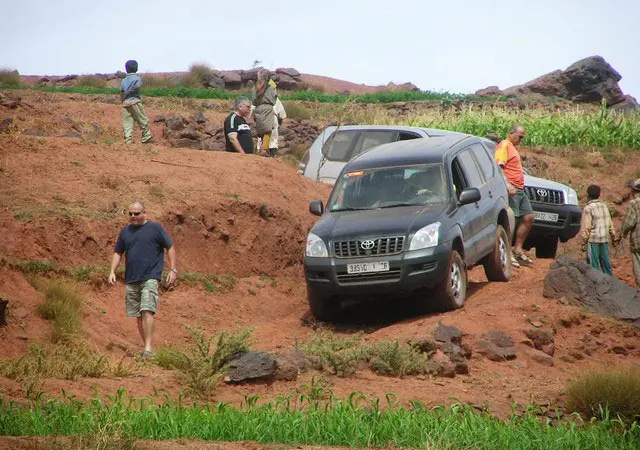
{"left": 305, "top": 233, "right": 328, "bottom": 257}
{"left": 409, "top": 222, "right": 440, "bottom": 251}
{"left": 566, "top": 188, "right": 578, "bottom": 205}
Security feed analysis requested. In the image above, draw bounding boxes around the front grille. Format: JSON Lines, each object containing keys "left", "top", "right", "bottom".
{"left": 333, "top": 236, "right": 405, "bottom": 258}
{"left": 337, "top": 268, "right": 402, "bottom": 283}
{"left": 525, "top": 187, "right": 564, "bottom": 205}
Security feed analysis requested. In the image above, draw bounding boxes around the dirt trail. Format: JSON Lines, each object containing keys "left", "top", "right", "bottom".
{"left": 0, "top": 90, "right": 639, "bottom": 419}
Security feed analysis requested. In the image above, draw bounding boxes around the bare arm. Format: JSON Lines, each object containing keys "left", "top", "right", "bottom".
{"left": 109, "top": 253, "right": 122, "bottom": 284}
{"left": 228, "top": 134, "right": 245, "bottom": 153}
{"left": 165, "top": 245, "right": 177, "bottom": 285}
{"left": 498, "top": 166, "right": 516, "bottom": 196}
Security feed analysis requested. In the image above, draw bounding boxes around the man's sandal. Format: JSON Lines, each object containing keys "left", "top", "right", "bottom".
{"left": 513, "top": 250, "right": 534, "bottom": 267}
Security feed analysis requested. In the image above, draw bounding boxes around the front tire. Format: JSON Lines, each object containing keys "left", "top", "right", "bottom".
{"left": 434, "top": 250, "right": 467, "bottom": 311}
{"left": 483, "top": 225, "right": 512, "bottom": 282}
{"left": 307, "top": 289, "right": 341, "bottom": 322}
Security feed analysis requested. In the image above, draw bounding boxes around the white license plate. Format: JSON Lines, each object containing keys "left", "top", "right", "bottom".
{"left": 347, "top": 261, "right": 390, "bottom": 274}
{"left": 534, "top": 211, "right": 559, "bottom": 222}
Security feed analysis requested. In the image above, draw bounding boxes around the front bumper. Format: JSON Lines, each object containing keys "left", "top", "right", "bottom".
{"left": 527, "top": 203, "right": 582, "bottom": 242}
{"left": 304, "top": 241, "right": 451, "bottom": 299}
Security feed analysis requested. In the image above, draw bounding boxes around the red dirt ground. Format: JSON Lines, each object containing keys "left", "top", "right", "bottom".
{"left": 0, "top": 90, "right": 639, "bottom": 431}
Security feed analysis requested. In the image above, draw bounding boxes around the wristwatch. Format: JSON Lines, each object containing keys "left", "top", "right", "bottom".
{"left": 170, "top": 268, "right": 178, "bottom": 274}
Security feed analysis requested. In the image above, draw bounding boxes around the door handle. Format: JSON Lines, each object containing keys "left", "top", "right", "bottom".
{"left": 488, "top": 190, "right": 493, "bottom": 198}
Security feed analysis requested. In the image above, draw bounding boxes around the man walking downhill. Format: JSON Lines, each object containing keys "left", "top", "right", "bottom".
{"left": 495, "top": 124, "right": 534, "bottom": 268}
{"left": 580, "top": 184, "right": 616, "bottom": 275}
{"left": 121, "top": 60, "right": 152, "bottom": 144}
{"left": 619, "top": 179, "right": 640, "bottom": 286}
{"left": 109, "top": 202, "right": 177, "bottom": 359}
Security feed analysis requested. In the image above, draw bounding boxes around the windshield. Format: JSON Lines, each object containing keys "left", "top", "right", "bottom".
{"left": 328, "top": 164, "right": 448, "bottom": 211}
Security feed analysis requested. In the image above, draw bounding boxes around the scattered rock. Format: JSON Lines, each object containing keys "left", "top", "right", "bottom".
{"left": 440, "top": 342, "right": 469, "bottom": 374}
{"left": 224, "top": 351, "right": 276, "bottom": 383}
{"left": 276, "top": 67, "right": 301, "bottom": 78}
{"left": 0, "top": 117, "right": 13, "bottom": 133}
{"left": 524, "top": 347, "right": 554, "bottom": 366}
{"left": 408, "top": 338, "right": 437, "bottom": 353}
{"left": 22, "top": 127, "right": 48, "bottom": 137}
{"left": 543, "top": 255, "right": 640, "bottom": 327}
{"left": 476, "top": 330, "right": 517, "bottom": 362}
{"left": 610, "top": 345, "right": 629, "bottom": 356}
{"left": 525, "top": 329, "right": 555, "bottom": 356}
{"left": 434, "top": 322, "right": 462, "bottom": 345}
{"left": 0, "top": 297, "right": 8, "bottom": 326}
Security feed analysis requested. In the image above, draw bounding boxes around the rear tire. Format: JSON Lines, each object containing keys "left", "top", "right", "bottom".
{"left": 433, "top": 250, "right": 467, "bottom": 311}
{"left": 535, "top": 237, "right": 558, "bottom": 259}
{"left": 307, "top": 289, "right": 341, "bottom": 322}
{"left": 483, "top": 225, "right": 512, "bottom": 282}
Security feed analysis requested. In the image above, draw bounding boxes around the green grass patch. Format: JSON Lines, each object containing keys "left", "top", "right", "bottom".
{"left": 152, "top": 327, "right": 253, "bottom": 399}
{"left": 565, "top": 366, "right": 640, "bottom": 424}
{"left": 300, "top": 330, "right": 369, "bottom": 377}
{"left": 368, "top": 339, "right": 433, "bottom": 376}
{"left": 36, "top": 280, "right": 84, "bottom": 343}
{"left": 0, "top": 390, "right": 638, "bottom": 449}
{"left": 181, "top": 272, "right": 236, "bottom": 292}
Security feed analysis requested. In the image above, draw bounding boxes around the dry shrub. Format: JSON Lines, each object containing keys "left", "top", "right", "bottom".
{"left": 368, "top": 340, "right": 432, "bottom": 376}
{"left": 282, "top": 101, "right": 311, "bottom": 120}
{"left": 36, "top": 280, "right": 84, "bottom": 343}
{"left": 182, "top": 62, "right": 215, "bottom": 87}
{"left": 0, "top": 68, "right": 20, "bottom": 85}
{"left": 569, "top": 154, "right": 588, "bottom": 169}
{"left": 142, "top": 74, "right": 176, "bottom": 89}
{"left": 565, "top": 365, "right": 640, "bottom": 423}
{"left": 76, "top": 75, "right": 107, "bottom": 88}
{"left": 97, "top": 174, "right": 122, "bottom": 190}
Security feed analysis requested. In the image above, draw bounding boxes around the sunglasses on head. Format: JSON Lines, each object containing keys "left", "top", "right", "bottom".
{"left": 128, "top": 211, "right": 143, "bottom": 217}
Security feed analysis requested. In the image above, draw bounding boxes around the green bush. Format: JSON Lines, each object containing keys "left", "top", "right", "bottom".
{"left": 565, "top": 366, "right": 640, "bottom": 423}
{"left": 182, "top": 62, "right": 215, "bottom": 88}
{"left": 282, "top": 101, "right": 311, "bottom": 120}
{"left": 369, "top": 340, "right": 432, "bottom": 376}
{"left": 36, "top": 280, "right": 84, "bottom": 342}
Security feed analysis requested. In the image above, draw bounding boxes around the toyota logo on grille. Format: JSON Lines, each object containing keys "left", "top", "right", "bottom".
{"left": 536, "top": 189, "right": 548, "bottom": 197}
{"left": 360, "top": 240, "right": 375, "bottom": 250}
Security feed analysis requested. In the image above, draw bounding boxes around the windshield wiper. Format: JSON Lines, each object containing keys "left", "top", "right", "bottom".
{"left": 377, "top": 202, "right": 419, "bottom": 209}
{"left": 330, "top": 206, "right": 370, "bottom": 212}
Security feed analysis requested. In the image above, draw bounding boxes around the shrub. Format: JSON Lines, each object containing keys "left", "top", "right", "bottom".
{"left": 565, "top": 366, "right": 640, "bottom": 423}
{"left": 142, "top": 74, "right": 176, "bottom": 89}
{"left": 369, "top": 340, "right": 432, "bottom": 376}
{"left": 76, "top": 75, "right": 107, "bottom": 89}
{"left": 36, "top": 280, "right": 84, "bottom": 342}
{"left": 182, "top": 62, "right": 215, "bottom": 88}
{"left": 0, "top": 68, "right": 20, "bottom": 86}
{"left": 282, "top": 101, "right": 311, "bottom": 120}
{"left": 154, "top": 327, "right": 253, "bottom": 399}
{"left": 300, "top": 331, "right": 369, "bottom": 377}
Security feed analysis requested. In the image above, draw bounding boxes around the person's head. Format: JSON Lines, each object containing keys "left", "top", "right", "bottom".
{"left": 629, "top": 179, "right": 640, "bottom": 193}
{"left": 508, "top": 124, "right": 526, "bottom": 146}
{"left": 125, "top": 60, "right": 139, "bottom": 74}
{"left": 233, "top": 96, "right": 252, "bottom": 117}
{"left": 587, "top": 184, "right": 601, "bottom": 200}
{"left": 128, "top": 201, "right": 146, "bottom": 225}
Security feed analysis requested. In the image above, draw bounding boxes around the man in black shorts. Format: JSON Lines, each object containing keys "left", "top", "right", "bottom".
{"left": 224, "top": 97, "right": 254, "bottom": 154}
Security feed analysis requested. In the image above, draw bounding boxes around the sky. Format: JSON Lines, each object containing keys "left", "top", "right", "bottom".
{"left": 1, "top": 0, "right": 639, "bottom": 98}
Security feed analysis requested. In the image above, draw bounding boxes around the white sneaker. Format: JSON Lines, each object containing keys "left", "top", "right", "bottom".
{"left": 510, "top": 254, "right": 521, "bottom": 268}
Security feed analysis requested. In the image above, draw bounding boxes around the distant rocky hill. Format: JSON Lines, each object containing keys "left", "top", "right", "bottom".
{"left": 475, "top": 55, "right": 638, "bottom": 111}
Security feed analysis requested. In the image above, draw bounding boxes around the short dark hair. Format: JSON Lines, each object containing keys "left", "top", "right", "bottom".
{"left": 587, "top": 184, "right": 601, "bottom": 199}
{"left": 125, "top": 60, "right": 139, "bottom": 74}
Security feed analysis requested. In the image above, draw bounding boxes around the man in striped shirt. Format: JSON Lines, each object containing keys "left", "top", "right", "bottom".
{"left": 619, "top": 179, "right": 640, "bottom": 286}
{"left": 580, "top": 184, "right": 616, "bottom": 275}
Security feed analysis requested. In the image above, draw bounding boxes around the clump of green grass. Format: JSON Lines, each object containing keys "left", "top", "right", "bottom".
{"left": 300, "top": 330, "right": 369, "bottom": 377}
{"left": 368, "top": 339, "right": 432, "bottom": 376}
{"left": 0, "top": 68, "right": 20, "bottom": 86}
{"left": 282, "top": 101, "right": 311, "bottom": 120}
{"left": 181, "top": 272, "right": 236, "bottom": 293}
{"left": 565, "top": 366, "right": 640, "bottom": 423}
{"left": 153, "top": 327, "right": 253, "bottom": 399}
{"left": 36, "top": 280, "right": 84, "bottom": 343}
{"left": 75, "top": 75, "right": 107, "bottom": 89}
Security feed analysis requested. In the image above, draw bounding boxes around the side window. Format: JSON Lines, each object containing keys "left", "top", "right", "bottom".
{"left": 324, "top": 130, "right": 361, "bottom": 162}
{"left": 456, "top": 150, "right": 484, "bottom": 188}
{"left": 353, "top": 131, "right": 399, "bottom": 157}
{"left": 470, "top": 144, "right": 496, "bottom": 181}
{"left": 398, "top": 131, "right": 422, "bottom": 141}
{"left": 451, "top": 160, "right": 467, "bottom": 200}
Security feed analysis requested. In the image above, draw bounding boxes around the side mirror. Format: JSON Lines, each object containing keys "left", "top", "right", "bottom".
{"left": 309, "top": 200, "right": 324, "bottom": 216}
{"left": 458, "top": 187, "right": 481, "bottom": 205}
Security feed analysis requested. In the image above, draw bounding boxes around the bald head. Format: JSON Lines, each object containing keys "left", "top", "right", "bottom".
{"left": 129, "top": 201, "right": 145, "bottom": 211}
{"left": 128, "top": 201, "right": 146, "bottom": 225}
{"left": 508, "top": 124, "right": 526, "bottom": 146}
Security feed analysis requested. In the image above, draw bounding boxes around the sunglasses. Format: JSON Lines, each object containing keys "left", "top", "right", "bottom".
{"left": 128, "top": 211, "right": 144, "bottom": 217}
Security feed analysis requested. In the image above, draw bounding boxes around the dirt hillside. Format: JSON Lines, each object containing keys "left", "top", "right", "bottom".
{"left": 0, "top": 90, "right": 639, "bottom": 419}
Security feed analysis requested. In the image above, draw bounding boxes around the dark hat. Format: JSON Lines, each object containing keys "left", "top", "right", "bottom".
{"left": 630, "top": 179, "right": 640, "bottom": 191}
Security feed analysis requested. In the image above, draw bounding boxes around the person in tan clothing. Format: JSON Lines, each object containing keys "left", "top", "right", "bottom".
{"left": 619, "top": 179, "right": 640, "bottom": 286}
{"left": 580, "top": 184, "right": 616, "bottom": 275}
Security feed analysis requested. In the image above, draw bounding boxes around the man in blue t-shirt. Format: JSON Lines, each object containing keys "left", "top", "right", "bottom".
{"left": 120, "top": 59, "right": 152, "bottom": 144}
{"left": 109, "top": 201, "right": 177, "bottom": 359}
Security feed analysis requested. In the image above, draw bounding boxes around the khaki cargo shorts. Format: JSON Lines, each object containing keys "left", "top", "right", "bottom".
{"left": 125, "top": 279, "right": 159, "bottom": 317}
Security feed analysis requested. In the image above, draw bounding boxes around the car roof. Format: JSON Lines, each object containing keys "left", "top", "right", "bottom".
{"left": 344, "top": 135, "right": 475, "bottom": 170}
{"left": 324, "top": 124, "right": 467, "bottom": 138}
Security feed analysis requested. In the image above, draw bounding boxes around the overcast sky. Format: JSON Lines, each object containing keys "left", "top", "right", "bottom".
{"left": 2, "top": 0, "right": 639, "bottom": 98}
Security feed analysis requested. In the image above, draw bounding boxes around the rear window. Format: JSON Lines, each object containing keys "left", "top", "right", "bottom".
{"left": 323, "top": 130, "right": 399, "bottom": 162}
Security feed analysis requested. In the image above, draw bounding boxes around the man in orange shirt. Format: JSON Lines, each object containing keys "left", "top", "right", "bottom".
{"left": 495, "top": 124, "right": 534, "bottom": 267}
